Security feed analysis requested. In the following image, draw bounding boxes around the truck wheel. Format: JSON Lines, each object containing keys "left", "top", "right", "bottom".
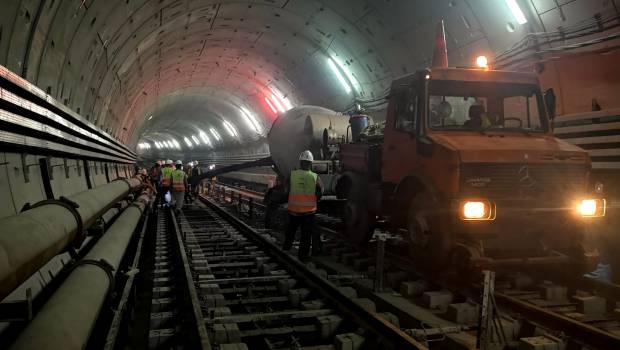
{"left": 344, "top": 200, "right": 375, "bottom": 244}
{"left": 407, "top": 191, "right": 451, "bottom": 268}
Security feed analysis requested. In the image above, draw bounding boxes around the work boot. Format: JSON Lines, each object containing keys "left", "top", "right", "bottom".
{"left": 584, "top": 263, "right": 612, "bottom": 282}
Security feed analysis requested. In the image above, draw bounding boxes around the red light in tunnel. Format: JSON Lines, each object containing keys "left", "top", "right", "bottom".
{"left": 264, "top": 97, "right": 278, "bottom": 114}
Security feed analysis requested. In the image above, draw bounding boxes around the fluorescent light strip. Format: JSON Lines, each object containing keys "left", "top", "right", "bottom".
{"left": 327, "top": 58, "right": 352, "bottom": 94}
{"left": 506, "top": 0, "right": 527, "bottom": 24}
{"left": 184, "top": 137, "right": 193, "bottom": 147}
{"left": 332, "top": 57, "right": 360, "bottom": 93}
{"left": 199, "top": 131, "right": 212, "bottom": 146}
{"left": 191, "top": 135, "right": 200, "bottom": 145}
{"left": 210, "top": 128, "right": 222, "bottom": 141}
{"left": 264, "top": 97, "right": 278, "bottom": 114}
{"left": 223, "top": 120, "right": 238, "bottom": 137}
{"left": 270, "top": 94, "right": 286, "bottom": 113}
{"left": 240, "top": 107, "right": 261, "bottom": 134}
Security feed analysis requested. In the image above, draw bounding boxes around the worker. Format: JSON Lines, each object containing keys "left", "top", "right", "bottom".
{"left": 160, "top": 159, "right": 174, "bottom": 207}
{"left": 171, "top": 160, "right": 188, "bottom": 214}
{"left": 137, "top": 168, "right": 157, "bottom": 193}
{"left": 464, "top": 105, "right": 492, "bottom": 128}
{"left": 184, "top": 162, "right": 193, "bottom": 204}
{"left": 151, "top": 161, "right": 163, "bottom": 207}
{"left": 191, "top": 160, "right": 202, "bottom": 197}
{"left": 282, "top": 150, "right": 323, "bottom": 261}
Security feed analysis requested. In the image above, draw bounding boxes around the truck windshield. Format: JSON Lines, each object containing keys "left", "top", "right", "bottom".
{"left": 427, "top": 80, "right": 548, "bottom": 133}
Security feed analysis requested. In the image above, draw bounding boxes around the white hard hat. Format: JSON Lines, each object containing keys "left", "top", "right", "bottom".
{"left": 176, "top": 160, "right": 183, "bottom": 165}
{"left": 165, "top": 159, "right": 173, "bottom": 165}
{"left": 299, "top": 150, "right": 314, "bottom": 162}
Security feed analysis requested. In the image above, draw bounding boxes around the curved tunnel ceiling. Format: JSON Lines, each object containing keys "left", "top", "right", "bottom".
{"left": 1, "top": 0, "right": 616, "bottom": 157}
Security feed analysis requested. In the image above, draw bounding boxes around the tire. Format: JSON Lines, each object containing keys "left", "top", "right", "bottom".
{"left": 341, "top": 177, "right": 375, "bottom": 244}
{"left": 406, "top": 191, "right": 452, "bottom": 268}
{"left": 344, "top": 200, "right": 375, "bottom": 244}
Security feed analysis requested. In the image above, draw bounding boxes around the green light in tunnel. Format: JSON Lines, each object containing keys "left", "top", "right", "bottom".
{"left": 506, "top": 0, "right": 527, "bottom": 24}
{"left": 327, "top": 58, "right": 352, "bottom": 94}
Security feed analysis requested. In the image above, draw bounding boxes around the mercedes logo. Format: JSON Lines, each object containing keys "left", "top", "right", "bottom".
{"left": 517, "top": 165, "right": 536, "bottom": 188}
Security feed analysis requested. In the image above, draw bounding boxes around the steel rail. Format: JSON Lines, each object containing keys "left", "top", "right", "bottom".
{"left": 169, "top": 210, "right": 212, "bottom": 350}
{"left": 200, "top": 196, "right": 428, "bottom": 350}
{"left": 207, "top": 184, "right": 620, "bottom": 350}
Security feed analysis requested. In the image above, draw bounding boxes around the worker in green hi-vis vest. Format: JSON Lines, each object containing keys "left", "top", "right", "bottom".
{"left": 171, "top": 160, "right": 188, "bottom": 215}
{"left": 282, "top": 150, "right": 323, "bottom": 261}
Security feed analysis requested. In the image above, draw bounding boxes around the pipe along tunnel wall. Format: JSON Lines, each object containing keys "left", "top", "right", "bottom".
{"left": 10, "top": 193, "right": 150, "bottom": 350}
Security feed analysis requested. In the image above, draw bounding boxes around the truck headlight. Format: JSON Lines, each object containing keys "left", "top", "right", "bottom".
{"left": 460, "top": 201, "right": 496, "bottom": 220}
{"left": 577, "top": 199, "right": 606, "bottom": 217}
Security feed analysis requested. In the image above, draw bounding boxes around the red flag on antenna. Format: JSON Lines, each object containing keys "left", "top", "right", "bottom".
{"left": 432, "top": 20, "right": 448, "bottom": 68}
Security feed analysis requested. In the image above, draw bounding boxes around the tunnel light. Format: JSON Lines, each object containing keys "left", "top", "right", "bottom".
{"left": 271, "top": 88, "right": 295, "bottom": 111}
{"left": 191, "top": 135, "right": 200, "bottom": 146}
{"left": 264, "top": 97, "right": 278, "bottom": 114}
{"left": 184, "top": 137, "right": 193, "bottom": 147}
{"left": 327, "top": 58, "right": 352, "bottom": 94}
{"left": 332, "top": 56, "right": 361, "bottom": 93}
{"left": 154, "top": 142, "right": 161, "bottom": 149}
{"left": 210, "top": 128, "right": 222, "bottom": 141}
{"left": 223, "top": 120, "right": 239, "bottom": 138}
{"left": 199, "top": 131, "right": 212, "bottom": 146}
{"left": 240, "top": 107, "right": 262, "bottom": 134}
{"left": 148, "top": 115, "right": 153, "bottom": 120}
{"left": 270, "top": 94, "right": 286, "bottom": 113}
{"left": 172, "top": 139, "right": 181, "bottom": 149}
{"left": 506, "top": 0, "right": 527, "bottom": 24}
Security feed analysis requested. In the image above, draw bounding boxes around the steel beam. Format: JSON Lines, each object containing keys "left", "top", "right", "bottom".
{"left": 9, "top": 194, "right": 150, "bottom": 350}
{"left": 0, "top": 178, "right": 142, "bottom": 301}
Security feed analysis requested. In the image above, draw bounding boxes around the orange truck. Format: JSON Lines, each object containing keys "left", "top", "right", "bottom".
{"left": 335, "top": 24, "right": 605, "bottom": 272}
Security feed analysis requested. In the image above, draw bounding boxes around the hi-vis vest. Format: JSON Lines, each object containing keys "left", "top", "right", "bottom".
{"left": 288, "top": 169, "right": 318, "bottom": 214}
{"left": 161, "top": 166, "right": 174, "bottom": 186}
{"left": 171, "top": 169, "right": 186, "bottom": 192}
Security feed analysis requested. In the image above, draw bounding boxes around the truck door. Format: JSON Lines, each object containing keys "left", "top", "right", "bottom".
{"left": 382, "top": 86, "right": 420, "bottom": 184}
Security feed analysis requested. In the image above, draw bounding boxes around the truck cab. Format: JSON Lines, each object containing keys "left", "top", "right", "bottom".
{"left": 339, "top": 67, "right": 605, "bottom": 271}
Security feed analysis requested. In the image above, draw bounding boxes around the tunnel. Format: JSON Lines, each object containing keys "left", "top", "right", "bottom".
{"left": 0, "top": 1, "right": 619, "bottom": 349}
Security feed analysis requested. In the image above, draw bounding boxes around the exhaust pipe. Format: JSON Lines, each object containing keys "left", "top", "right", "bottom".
{"left": 432, "top": 20, "right": 448, "bottom": 68}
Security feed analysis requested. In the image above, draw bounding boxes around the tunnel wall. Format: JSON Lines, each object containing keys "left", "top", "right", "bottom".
{"left": 539, "top": 49, "right": 620, "bottom": 116}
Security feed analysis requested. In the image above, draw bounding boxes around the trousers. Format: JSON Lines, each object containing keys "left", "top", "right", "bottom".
{"left": 282, "top": 213, "right": 320, "bottom": 260}
{"left": 172, "top": 191, "right": 185, "bottom": 211}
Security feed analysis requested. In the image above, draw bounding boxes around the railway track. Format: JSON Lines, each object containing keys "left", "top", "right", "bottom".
{"left": 142, "top": 196, "right": 426, "bottom": 349}
{"left": 207, "top": 181, "right": 620, "bottom": 349}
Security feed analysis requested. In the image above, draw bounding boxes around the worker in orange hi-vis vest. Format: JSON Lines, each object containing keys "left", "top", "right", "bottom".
{"left": 171, "top": 160, "right": 188, "bottom": 215}
{"left": 282, "top": 150, "right": 323, "bottom": 261}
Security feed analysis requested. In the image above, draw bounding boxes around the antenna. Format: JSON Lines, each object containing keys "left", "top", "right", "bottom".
{"left": 432, "top": 20, "right": 448, "bottom": 68}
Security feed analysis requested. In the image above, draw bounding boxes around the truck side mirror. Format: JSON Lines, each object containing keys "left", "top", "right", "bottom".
{"left": 544, "top": 88, "right": 556, "bottom": 120}
{"left": 417, "top": 136, "right": 434, "bottom": 157}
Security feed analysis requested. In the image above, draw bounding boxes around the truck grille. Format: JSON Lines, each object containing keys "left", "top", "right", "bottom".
{"left": 459, "top": 163, "right": 588, "bottom": 198}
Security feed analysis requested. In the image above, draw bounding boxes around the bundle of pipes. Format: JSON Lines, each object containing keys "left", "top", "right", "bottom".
{"left": 0, "top": 178, "right": 143, "bottom": 301}
{"left": 10, "top": 193, "right": 151, "bottom": 350}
